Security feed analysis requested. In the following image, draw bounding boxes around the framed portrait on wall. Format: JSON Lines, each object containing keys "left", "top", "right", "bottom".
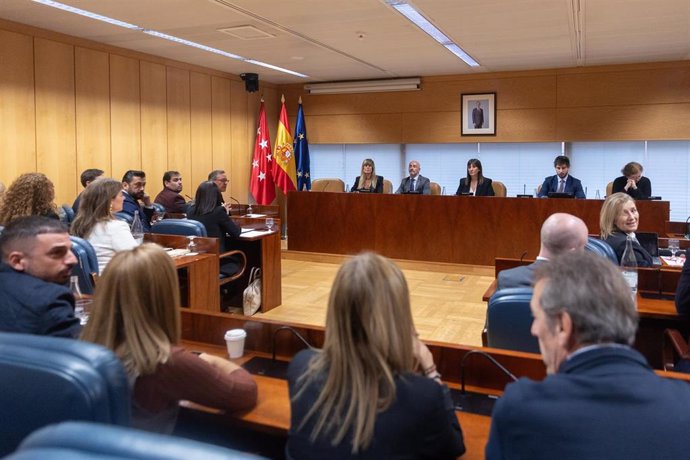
{"left": 461, "top": 93, "right": 496, "bottom": 136}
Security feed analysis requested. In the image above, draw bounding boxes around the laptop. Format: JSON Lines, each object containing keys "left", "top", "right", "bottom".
{"left": 547, "top": 192, "right": 574, "bottom": 199}
{"left": 636, "top": 232, "right": 661, "bottom": 266}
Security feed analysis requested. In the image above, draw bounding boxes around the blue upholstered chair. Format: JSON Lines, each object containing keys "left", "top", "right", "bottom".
{"left": 69, "top": 236, "right": 99, "bottom": 294}
{"left": 0, "top": 333, "right": 130, "bottom": 456}
{"left": 585, "top": 236, "right": 618, "bottom": 264}
{"left": 113, "top": 211, "right": 133, "bottom": 225}
{"left": 486, "top": 287, "right": 540, "bottom": 353}
{"left": 151, "top": 218, "right": 207, "bottom": 237}
{"left": 8, "top": 421, "right": 267, "bottom": 460}
{"left": 60, "top": 204, "right": 75, "bottom": 226}
{"left": 152, "top": 202, "right": 166, "bottom": 213}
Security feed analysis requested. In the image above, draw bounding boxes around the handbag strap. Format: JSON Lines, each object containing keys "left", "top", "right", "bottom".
{"left": 248, "top": 267, "right": 261, "bottom": 284}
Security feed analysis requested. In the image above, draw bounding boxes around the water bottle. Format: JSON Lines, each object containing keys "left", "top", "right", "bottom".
{"left": 70, "top": 275, "right": 86, "bottom": 324}
{"left": 620, "top": 234, "right": 638, "bottom": 307}
{"left": 246, "top": 203, "right": 253, "bottom": 216}
{"left": 131, "top": 210, "right": 144, "bottom": 244}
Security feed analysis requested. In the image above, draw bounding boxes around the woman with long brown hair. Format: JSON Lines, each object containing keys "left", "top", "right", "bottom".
{"left": 287, "top": 252, "right": 465, "bottom": 459}
{"left": 0, "top": 173, "right": 58, "bottom": 225}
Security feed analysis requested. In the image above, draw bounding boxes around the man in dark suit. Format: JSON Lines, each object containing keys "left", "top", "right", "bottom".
{"left": 537, "top": 155, "right": 586, "bottom": 198}
{"left": 121, "top": 170, "right": 154, "bottom": 232}
{"left": 471, "top": 101, "right": 484, "bottom": 129}
{"left": 395, "top": 160, "right": 431, "bottom": 195}
{"left": 486, "top": 252, "right": 690, "bottom": 459}
{"left": 72, "top": 168, "right": 104, "bottom": 214}
{"left": 676, "top": 256, "right": 690, "bottom": 316}
{"left": 154, "top": 170, "right": 186, "bottom": 213}
{"left": 497, "top": 213, "right": 588, "bottom": 290}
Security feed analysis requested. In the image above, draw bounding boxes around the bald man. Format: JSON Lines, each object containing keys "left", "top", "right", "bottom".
{"left": 496, "top": 213, "right": 589, "bottom": 290}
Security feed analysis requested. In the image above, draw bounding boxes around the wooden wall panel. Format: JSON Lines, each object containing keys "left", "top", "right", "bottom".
{"left": 110, "top": 54, "right": 141, "bottom": 179}
{"left": 307, "top": 113, "right": 403, "bottom": 144}
{"left": 34, "top": 38, "right": 76, "bottom": 205}
{"left": 75, "top": 47, "right": 111, "bottom": 178}
{"left": 166, "top": 67, "right": 191, "bottom": 185}
{"left": 211, "top": 75, "right": 232, "bottom": 201}
{"left": 229, "top": 81, "right": 249, "bottom": 201}
{"left": 140, "top": 61, "right": 168, "bottom": 191}
{"left": 0, "top": 30, "right": 36, "bottom": 185}
{"left": 190, "top": 72, "right": 213, "bottom": 192}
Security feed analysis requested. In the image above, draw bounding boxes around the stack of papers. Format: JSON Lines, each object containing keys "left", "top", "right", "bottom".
{"left": 660, "top": 256, "right": 686, "bottom": 268}
{"left": 241, "top": 230, "right": 273, "bottom": 238}
{"left": 166, "top": 248, "right": 190, "bottom": 258}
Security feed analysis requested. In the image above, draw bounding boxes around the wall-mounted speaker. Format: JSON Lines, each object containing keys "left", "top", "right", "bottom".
{"left": 240, "top": 73, "right": 259, "bottom": 93}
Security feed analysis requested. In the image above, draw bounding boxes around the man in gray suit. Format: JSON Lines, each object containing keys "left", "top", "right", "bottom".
{"left": 496, "top": 213, "right": 588, "bottom": 290}
{"left": 395, "top": 160, "right": 431, "bottom": 195}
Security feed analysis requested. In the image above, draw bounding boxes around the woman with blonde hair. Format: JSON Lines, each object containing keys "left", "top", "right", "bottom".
{"left": 600, "top": 192, "right": 653, "bottom": 266}
{"left": 350, "top": 158, "right": 384, "bottom": 193}
{"left": 81, "top": 244, "right": 257, "bottom": 433}
{"left": 287, "top": 252, "right": 465, "bottom": 459}
{"left": 70, "top": 178, "right": 138, "bottom": 274}
{"left": 611, "top": 161, "right": 652, "bottom": 199}
{"left": 0, "top": 173, "right": 58, "bottom": 225}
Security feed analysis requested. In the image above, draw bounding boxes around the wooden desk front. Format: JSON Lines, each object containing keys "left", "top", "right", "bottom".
{"left": 287, "top": 193, "right": 669, "bottom": 265}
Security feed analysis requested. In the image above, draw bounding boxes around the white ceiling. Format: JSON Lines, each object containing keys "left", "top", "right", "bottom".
{"left": 1, "top": 0, "right": 688, "bottom": 84}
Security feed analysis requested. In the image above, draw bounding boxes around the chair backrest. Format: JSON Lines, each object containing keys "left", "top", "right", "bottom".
{"left": 151, "top": 218, "right": 207, "bottom": 237}
{"left": 430, "top": 182, "right": 442, "bottom": 195}
{"left": 382, "top": 179, "right": 393, "bottom": 194}
{"left": 11, "top": 421, "right": 267, "bottom": 460}
{"left": 114, "top": 211, "right": 133, "bottom": 225}
{"left": 69, "top": 236, "right": 99, "bottom": 294}
{"left": 152, "top": 202, "right": 166, "bottom": 213}
{"left": 60, "top": 204, "right": 75, "bottom": 225}
{"left": 606, "top": 181, "right": 613, "bottom": 197}
{"left": 492, "top": 181, "right": 507, "bottom": 197}
{"left": 486, "top": 287, "right": 539, "bottom": 353}
{"left": 0, "top": 333, "right": 130, "bottom": 456}
{"left": 311, "top": 178, "right": 345, "bottom": 193}
{"left": 585, "top": 236, "right": 618, "bottom": 264}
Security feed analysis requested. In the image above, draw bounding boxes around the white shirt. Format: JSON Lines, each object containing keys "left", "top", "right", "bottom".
{"left": 87, "top": 219, "right": 139, "bottom": 274}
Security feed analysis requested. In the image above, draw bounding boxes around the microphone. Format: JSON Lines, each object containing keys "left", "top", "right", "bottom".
{"left": 584, "top": 186, "right": 588, "bottom": 198}
{"left": 229, "top": 196, "right": 241, "bottom": 206}
{"left": 271, "top": 326, "right": 313, "bottom": 362}
{"left": 685, "top": 216, "right": 690, "bottom": 240}
{"left": 460, "top": 349, "right": 517, "bottom": 395}
{"left": 523, "top": 184, "right": 526, "bottom": 195}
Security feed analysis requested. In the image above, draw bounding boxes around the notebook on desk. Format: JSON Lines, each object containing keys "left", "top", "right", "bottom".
{"left": 636, "top": 232, "right": 661, "bottom": 266}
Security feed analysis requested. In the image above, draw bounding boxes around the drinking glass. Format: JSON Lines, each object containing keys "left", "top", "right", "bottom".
{"left": 266, "top": 218, "right": 275, "bottom": 231}
{"left": 187, "top": 235, "right": 198, "bottom": 254}
{"left": 668, "top": 239, "right": 680, "bottom": 261}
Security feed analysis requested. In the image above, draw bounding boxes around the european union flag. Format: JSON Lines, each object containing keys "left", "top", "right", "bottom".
{"left": 294, "top": 100, "right": 311, "bottom": 191}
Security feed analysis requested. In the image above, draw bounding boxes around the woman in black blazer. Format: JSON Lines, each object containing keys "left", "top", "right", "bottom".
{"left": 350, "top": 158, "right": 384, "bottom": 193}
{"left": 455, "top": 158, "right": 495, "bottom": 196}
{"left": 611, "top": 161, "right": 652, "bottom": 200}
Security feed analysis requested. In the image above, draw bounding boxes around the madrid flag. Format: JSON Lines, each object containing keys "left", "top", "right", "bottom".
{"left": 272, "top": 95, "right": 297, "bottom": 194}
{"left": 250, "top": 100, "right": 276, "bottom": 205}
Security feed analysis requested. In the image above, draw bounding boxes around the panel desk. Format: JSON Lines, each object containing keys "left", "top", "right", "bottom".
{"left": 287, "top": 192, "right": 669, "bottom": 265}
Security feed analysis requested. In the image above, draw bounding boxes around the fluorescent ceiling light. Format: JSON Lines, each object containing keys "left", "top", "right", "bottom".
{"left": 384, "top": 1, "right": 479, "bottom": 67}
{"left": 31, "top": 0, "right": 307, "bottom": 78}
{"left": 305, "top": 78, "right": 421, "bottom": 95}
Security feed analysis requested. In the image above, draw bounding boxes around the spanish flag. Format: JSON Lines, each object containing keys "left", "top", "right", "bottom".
{"left": 272, "top": 95, "right": 297, "bottom": 195}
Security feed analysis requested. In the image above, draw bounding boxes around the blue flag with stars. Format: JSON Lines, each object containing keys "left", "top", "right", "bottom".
{"left": 294, "top": 100, "right": 311, "bottom": 191}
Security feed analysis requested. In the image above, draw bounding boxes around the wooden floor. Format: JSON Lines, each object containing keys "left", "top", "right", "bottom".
{"left": 253, "top": 250, "right": 494, "bottom": 347}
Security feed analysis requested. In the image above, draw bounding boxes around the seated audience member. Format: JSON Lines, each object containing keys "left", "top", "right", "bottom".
{"left": 537, "top": 155, "right": 586, "bottom": 198}
{"left": 154, "top": 170, "right": 186, "bottom": 213}
{"left": 395, "top": 160, "right": 431, "bottom": 194}
{"left": 71, "top": 178, "right": 138, "bottom": 274}
{"left": 187, "top": 181, "right": 242, "bottom": 275}
{"left": 208, "top": 169, "right": 232, "bottom": 212}
{"left": 72, "top": 168, "right": 104, "bottom": 214}
{"left": 600, "top": 192, "right": 653, "bottom": 267}
{"left": 350, "top": 158, "right": 384, "bottom": 193}
{"left": 497, "top": 213, "right": 588, "bottom": 289}
{"left": 486, "top": 251, "right": 690, "bottom": 459}
{"left": 455, "top": 158, "right": 495, "bottom": 196}
{"left": 287, "top": 253, "right": 465, "bottom": 459}
{"left": 676, "top": 256, "right": 690, "bottom": 316}
{"left": 612, "top": 161, "right": 652, "bottom": 200}
{"left": 81, "top": 244, "right": 257, "bottom": 433}
{"left": 0, "top": 216, "right": 80, "bottom": 338}
{"left": 121, "top": 170, "right": 154, "bottom": 231}
{"left": 0, "top": 173, "right": 59, "bottom": 225}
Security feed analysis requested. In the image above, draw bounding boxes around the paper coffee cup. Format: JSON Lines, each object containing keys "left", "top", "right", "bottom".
{"left": 224, "top": 329, "right": 247, "bottom": 359}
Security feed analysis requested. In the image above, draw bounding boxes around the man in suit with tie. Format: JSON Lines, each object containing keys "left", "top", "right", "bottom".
{"left": 486, "top": 251, "right": 690, "bottom": 459}
{"left": 537, "top": 155, "right": 586, "bottom": 198}
{"left": 395, "top": 160, "right": 431, "bottom": 195}
{"left": 497, "top": 213, "right": 588, "bottom": 290}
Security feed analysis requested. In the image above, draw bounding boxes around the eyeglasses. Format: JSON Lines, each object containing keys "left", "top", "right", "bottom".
{"left": 216, "top": 179, "right": 229, "bottom": 183}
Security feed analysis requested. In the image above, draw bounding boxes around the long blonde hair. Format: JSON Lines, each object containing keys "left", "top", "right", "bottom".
{"left": 600, "top": 192, "right": 635, "bottom": 239}
{"left": 0, "top": 173, "right": 57, "bottom": 225}
{"left": 71, "top": 178, "right": 122, "bottom": 238}
{"left": 81, "top": 244, "right": 181, "bottom": 376}
{"left": 356, "top": 158, "right": 378, "bottom": 190}
{"left": 295, "top": 252, "right": 416, "bottom": 453}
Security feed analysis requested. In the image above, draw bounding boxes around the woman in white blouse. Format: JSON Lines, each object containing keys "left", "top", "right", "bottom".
{"left": 71, "top": 178, "right": 139, "bottom": 273}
